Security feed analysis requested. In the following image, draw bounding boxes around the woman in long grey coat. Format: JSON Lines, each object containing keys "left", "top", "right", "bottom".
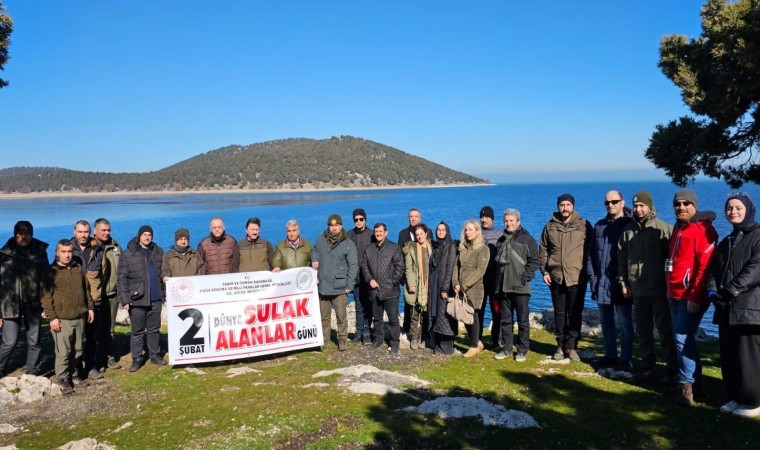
{"left": 453, "top": 219, "right": 490, "bottom": 358}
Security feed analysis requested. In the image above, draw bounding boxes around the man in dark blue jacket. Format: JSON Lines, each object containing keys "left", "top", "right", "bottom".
{"left": 117, "top": 225, "right": 165, "bottom": 372}
{"left": 587, "top": 190, "right": 634, "bottom": 371}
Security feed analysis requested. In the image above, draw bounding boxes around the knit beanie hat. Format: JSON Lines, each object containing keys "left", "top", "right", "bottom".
{"left": 557, "top": 193, "right": 575, "bottom": 205}
{"left": 327, "top": 214, "right": 342, "bottom": 226}
{"left": 479, "top": 206, "right": 495, "bottom": 220}
{"left": 138, "top": 225, "right": 154, "bottom": 237}
{"left": 14, "top": 220, "right": 33, "bottom": 236}
{"left": 352, "top": 208, "right": 366, "bottom": 220}
{"left": 673, "top": 189, "right": 698, "bottom": 208}
{"left": 175, "top": 228, "right": 190, "bottom": 241}
{"left": 632, "top": 190, "right": 654, "bottom": 210}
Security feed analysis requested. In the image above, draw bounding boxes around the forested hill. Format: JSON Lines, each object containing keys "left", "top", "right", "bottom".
{"left": 0, "top": 136, "right": 486, "bottom": 194}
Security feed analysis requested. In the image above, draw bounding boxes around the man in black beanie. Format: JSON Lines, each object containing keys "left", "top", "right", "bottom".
{"left": 0, "top": 221, "right": 49, "bottom": 377}
{"left": 117, "top": 225, "right": 166, "bottom": 372}
{"left": 539, "top": 194, "right": 592, "bottom": 361}
{"left": 347, "top": 208, "right": 374, "bottom": 344}
{"left": 480, "top": 205, "right": 502, "bottom": 349}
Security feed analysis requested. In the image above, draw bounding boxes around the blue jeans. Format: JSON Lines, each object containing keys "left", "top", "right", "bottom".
{"left": 597, "top": 303, "right": 633, "bottom": 362}
{"left": 669, "top": 299, "right": 704, "bottom": 384}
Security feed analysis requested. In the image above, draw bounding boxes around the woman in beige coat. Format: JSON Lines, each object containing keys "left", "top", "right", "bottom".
{"left": 404, "top": 224, "right": 432, "bottom": 350}
{"left": 453, "top": 220, "right": 491, "bottom": 357}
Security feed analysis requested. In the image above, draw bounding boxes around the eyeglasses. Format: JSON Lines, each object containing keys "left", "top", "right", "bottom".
{"left": 354, "top": 217, "right": 365, "bottom": 222}
{"left": 673, "top": 201, "right": 693, "bottom": 207}
{"left": 604, "top": 199, "right": 622, "bottom": 206}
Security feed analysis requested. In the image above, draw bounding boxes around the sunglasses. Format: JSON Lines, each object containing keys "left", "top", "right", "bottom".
{"left": 673, "top": 201, "right": 693, "bottom": 207}
{"left": 354, "top": 217, "right": 365, "bottom": 222}
{"left": 604, "top": 199, "right": 622, "bottom": 206}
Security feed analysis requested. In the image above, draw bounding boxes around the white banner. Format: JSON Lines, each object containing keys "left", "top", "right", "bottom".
{"left": 166, "top": 267, "right": 322, "bottom": 365}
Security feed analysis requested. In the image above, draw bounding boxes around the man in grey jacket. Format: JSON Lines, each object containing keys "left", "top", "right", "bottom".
{"left": 311, "top": 214, "right": 358, "bottom": 351}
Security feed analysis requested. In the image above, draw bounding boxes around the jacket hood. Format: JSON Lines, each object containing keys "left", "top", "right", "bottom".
{"left": 127, "top": 236, "right": 156, "bottom": 252}
{"left": 551, "top": 210, "right": 582, "bottom": 225}
{"left": 690, "top": 210, "right": 717, "bottom": 224}
{"left": 1, "top": 236, "right": 49, "bottom": 255}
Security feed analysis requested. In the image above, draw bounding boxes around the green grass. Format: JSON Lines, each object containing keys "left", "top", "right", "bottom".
{"left": 3, "top": 326, "right": 760, "bottom": 449}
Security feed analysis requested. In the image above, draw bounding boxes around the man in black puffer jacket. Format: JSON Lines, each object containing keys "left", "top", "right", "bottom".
{"left": 117, "top": 225, "right": 165, "bottom": 372}
{"left": 362, "top": 223, "right": 405, "bottom": 354}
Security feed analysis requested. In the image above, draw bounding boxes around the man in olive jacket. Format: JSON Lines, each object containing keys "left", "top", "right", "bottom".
{"left": 272, "top": 220, "right": 312, "bottom": 271}
{"left": 539, "top": 194, "right": 592, "bottom": 361}
{"left": 0, "top": 221, "right": 49, "bottom": 377}
{"left": 41, "top": 239, "right": 94, "bottom": 393}
{"left": 117, "top": 225, "right": 166, "bottom": 372}
{"left": 617, "top": 190, "right": 676, "bottom": 382}
{"left": 311, "top": 214, "right": 358, "bottom": 351}
{"left": 162, "top": 228, "right": 201, "bottom": 279}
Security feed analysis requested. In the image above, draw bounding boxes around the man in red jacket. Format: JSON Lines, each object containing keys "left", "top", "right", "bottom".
{"left": 666, "top": 189, "right": 718, "bottom": 406}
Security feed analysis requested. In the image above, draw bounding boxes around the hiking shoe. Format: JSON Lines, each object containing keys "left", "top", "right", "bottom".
{"left": 107, "top": 357, "right": 122, "bottom": 370}
{"left": 349, "top": 334, "right": 362, "bottom": 343}
{"left": 129, "top": 360, "right": 142, "bottom": 373}
{"left": 590, "top": 356, "right": 618, "bottom": 370}
{"left": 59, "top": 378, "right": 74, "bottom": 395}
{"left": 87, "top": 368, "right": 103, "bottom": 379}
{"left": 370, "top": 340, "right": 385, "bottom": 350}
{"left": 552, "top": 347, "right": 565, "bottom": 361}
{"left": 463, "top": 346, "right": 483, "bottom": 358}
{"left": 410, "top": 340, "right": 419, "bottom": 350}
{"left": 676, "top": 383, "right": 694, "bottom": 407}
{"left": 567, "top": 349, "right": 580, "bottom": 362}
{"left": 338, "top": 337, "right": 347, "bottom": 352}
{"left": 721, "top": 400, "right": 742, "bottom": 413}
{"left": 733, "top": 405, "right": 760, "bottom": 418}
{"left": 634, "top": 369, "right": 657, "bottom": 382}
{"left": 515, "top": 353, "right": 527, "bottom": 362}
{"left": 493, "top": 351, "right": 509, "bottom": 360}
{"left": 615, "top": 359, "right": 633, "bottom": 372}
{"left": 150, "top": 356, "right": 168, "bottom": 366}
{"left": 362, "top": 334, "right": 371, "bottom": 346}
{"left": 390, "top": 346, "right": 399, "bottom": 355}
{"left": 71, "top": 376, "right": 89, "bottom": 388}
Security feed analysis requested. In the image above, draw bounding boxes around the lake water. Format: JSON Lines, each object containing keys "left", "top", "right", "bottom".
{"left": 3, "top": 181, "right": 758, "bottom": 335}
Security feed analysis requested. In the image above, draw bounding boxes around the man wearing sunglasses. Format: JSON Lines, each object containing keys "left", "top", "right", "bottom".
{"left": 347, "top": 208, "right": 374, "bottom": 345}
{"left": 618, "top": 191, "right": 677, "bottom": 384}
{"left": 666, "top": 189, "right": 718, "bottom": 406}
{"left": 588, "top": 191, "right": 634, "bottom": 372}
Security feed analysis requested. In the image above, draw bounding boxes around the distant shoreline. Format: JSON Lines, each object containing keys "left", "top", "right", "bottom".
{"left": 0, "top": 183, "right": 492, "bottom": 200}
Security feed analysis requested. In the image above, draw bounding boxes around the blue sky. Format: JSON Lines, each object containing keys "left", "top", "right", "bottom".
{"left": 0, "top": 1, "right": 704, "bottom": 182}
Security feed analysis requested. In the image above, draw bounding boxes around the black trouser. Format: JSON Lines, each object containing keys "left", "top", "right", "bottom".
{"left": 129, "top": 301, "right": 162, "bottom": 361}
{"left": 499, "top": 293, "right": 530, "bottom": 355}
{"left": 464, "top": 309, "right": 481, "bottom": 348}
{"left": 83, "top": 300, "right": 115, "bottom": 370}
{"left": 435, "top": 333, "right": 455, "bottom": 355}
{"left": 550, "top": 282, "right": 585, "bottom": 350}
{"left": 720, "top": 323, "right": 760, "bottom": 407}
{"left": 478, "top": 293, "right": 501, "bottom": 347}
{"left": 373, "top": 296, "right": 400, "bottom": 350}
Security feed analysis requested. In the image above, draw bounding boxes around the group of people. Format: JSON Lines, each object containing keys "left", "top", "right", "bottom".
{"left": 1, "top": 188, "right": 759, "bottom": 418}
